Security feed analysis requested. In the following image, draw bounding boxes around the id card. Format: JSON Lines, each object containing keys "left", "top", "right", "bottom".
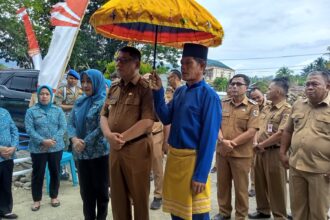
{"left": 267, "top": 124, "right": 273, "bottom": 133}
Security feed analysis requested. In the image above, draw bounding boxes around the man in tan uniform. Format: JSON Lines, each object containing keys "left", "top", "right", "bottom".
{"left": 280, "top": 70, "right": 330, "bottom": 220}
{"left": 167, "top": 69, "right": 182, "bottom": 90}
{"left": 100, "top": 46, "right": 155, "bottom": 220}
{"left": 248, "top": 87, "right": 268, "bottom": 197}
{"left": 54, "top": 69, "right": 82, "bottom": 117}
{"left": 249, "top": 78, "right": 291, "bottom": 219}
{"left": 214, "top": 74, "right": 260, "bottom": 220}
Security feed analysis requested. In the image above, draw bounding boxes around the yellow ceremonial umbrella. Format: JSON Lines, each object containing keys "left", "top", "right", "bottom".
{"left": 90, "top": 0, "right": 224, "bottom": 68}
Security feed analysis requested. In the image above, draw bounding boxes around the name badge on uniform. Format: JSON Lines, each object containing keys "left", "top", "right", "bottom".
{"left": 267, "top": 124, "right": 273, "bottom": 133}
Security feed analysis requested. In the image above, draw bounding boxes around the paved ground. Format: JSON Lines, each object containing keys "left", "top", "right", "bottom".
{"left": 11, "top": 169, "right": 293, "bottom": 220}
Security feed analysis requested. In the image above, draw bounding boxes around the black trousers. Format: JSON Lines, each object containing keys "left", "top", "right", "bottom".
{"left": 0, "top": 160, "right": 14, "bottom": 215}
{"left": 31, "top": 151, "right": 63, "bottom": 201}
{"left": 77, "top": 155, "right": 109, "bottom": 220}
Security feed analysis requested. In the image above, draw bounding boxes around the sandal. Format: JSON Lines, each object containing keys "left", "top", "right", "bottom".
{"left": 51, "top": 199, "right": 61, "bottom": 207}
{"left": 31, "top": 202, "right": 40, "bottom": 211}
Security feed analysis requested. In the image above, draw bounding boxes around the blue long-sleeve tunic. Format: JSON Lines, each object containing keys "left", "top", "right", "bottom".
{"left": 67, "top": 99, "right": 109, "bottom": 160}
{"left": 0, "top": 108, "right": 19, "bottom": 162}
{"left": 25, "top": 105, "right": 66, "bottom": 153}
{"left": 153, "top": 80, "right": 222, "bottom": 183}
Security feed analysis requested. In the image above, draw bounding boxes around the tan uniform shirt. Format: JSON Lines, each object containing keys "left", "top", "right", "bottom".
{"left": 152, "top": 122, "right": 163, "bottom": 134}
{"left": 100, "top": 75, "right": 156, "bottom": 133}
{"left": 54, "top": 85, "right": 82, "bottom": 110}
{"left": 219, "top": 96, "right": 260, "bottom": 158}
{"left": 287, "top": 92, "right": 330, "bottom": 173}
{"left": 258, "top": 100, "right": 291, "bottom": 143}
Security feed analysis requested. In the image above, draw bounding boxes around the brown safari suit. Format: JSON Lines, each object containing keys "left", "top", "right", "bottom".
{"left": 286, "top": 92, "right": 330, "bottom": 220}
{"left": 254, "top": 100, "right": 291, "bottom": 219}
{"left": 101, "top": 75, "right": 156, "bottom": 220}
{"left": 216, "top": 96, "right": 259, "bottom": 219}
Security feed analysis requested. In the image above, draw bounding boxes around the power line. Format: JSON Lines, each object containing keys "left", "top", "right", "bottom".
{"left": 219, "top": 52, "right": 327, "bottom": 61}
{"left": 235, "top": 65, "right": 305, "bottom": 71}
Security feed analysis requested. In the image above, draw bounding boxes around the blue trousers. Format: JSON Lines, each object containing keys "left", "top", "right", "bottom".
{"left": 171, "top": 213, "right": 210, "bottom": 220}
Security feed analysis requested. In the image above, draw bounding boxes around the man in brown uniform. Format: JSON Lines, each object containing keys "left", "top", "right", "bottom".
{"left": 100, "top": 46, "right": 155, "bottom": 220}
{"left": 249, "top": 78, "right": 291, "bottom": 219}
{"left": 214, "top": 74, "right": 260, "bottom": 220}
{"left": 248, "top": 87, "right": 267, "bottom": 197}
{"left": 280, "top": 70, "right": 330, "bottom": 220}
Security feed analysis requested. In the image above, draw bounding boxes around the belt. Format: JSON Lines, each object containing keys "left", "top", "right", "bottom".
{"left": 125, "top": 133, "right": 149, "bottom": 145}
{"left": 152, "top": 130, "right": 163, "bottom": 136}
{"left": 266, "top": 145, "right": 280, "bottom": 150}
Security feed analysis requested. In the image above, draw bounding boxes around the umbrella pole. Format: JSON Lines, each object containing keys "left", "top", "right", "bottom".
{"left": 153, "top": 25, "right": 159, "bottom": 70}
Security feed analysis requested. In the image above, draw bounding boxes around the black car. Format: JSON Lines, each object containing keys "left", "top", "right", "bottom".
{"left": 0, "top": 69, "right": 39, "bottom": 131}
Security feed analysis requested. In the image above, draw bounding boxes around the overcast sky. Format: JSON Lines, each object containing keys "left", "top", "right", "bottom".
{"left": 196, "top": 0, "right": 330, "bottom": 77}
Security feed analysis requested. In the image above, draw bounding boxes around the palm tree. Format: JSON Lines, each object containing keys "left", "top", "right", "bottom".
{"left": 313, "top": 57, "right": 327, "bottom": 71}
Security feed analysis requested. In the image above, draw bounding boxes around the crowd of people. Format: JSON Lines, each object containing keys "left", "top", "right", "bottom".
{"left": 0, "top": 43, "right": 329, "bottom": 220}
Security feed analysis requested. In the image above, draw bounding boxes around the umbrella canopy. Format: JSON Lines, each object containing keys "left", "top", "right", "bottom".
{"left": 90, "top": 0, "right": 224, "bottom": 48}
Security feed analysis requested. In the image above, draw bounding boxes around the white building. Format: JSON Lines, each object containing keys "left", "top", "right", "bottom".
{"left": 204, "top": 59, "right": 235, "bottom": 82}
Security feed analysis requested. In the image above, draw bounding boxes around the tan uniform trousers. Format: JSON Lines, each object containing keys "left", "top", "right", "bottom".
{"left": 217, "top": 154, "right": 252, "bottom": 220}
{"left": 254, "top": 148, "right": 287, "bottom": 219}
{"left": 151, "top": 131, "right": 164, "bottom": 199}
{"left": 110, "top": 138, "right": 152, "bottom": 220}
{"left": 289, "top": 167, "right": 330, "bottom": 220}
{"left": 250, "top": 152, "right": 255, "bottom": 190}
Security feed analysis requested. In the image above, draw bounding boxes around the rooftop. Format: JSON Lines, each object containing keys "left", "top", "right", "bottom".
{"left": 207, "top": 59, "right": 233, "bottom": 70}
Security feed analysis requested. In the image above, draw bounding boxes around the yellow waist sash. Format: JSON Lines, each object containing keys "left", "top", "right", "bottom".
{"left": 163, "top": 147, "right": 211, "bottom": 220}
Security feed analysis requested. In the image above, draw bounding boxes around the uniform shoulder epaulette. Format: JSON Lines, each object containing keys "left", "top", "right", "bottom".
{"left": 248, "top": 99, "right": 258, "bottom": 105}
{"left": 111, "top": 79, "right": 121, "bottom": 86}
{"left": 222, "top": 97, "right": 232, "bottom": 102}
{"left": 138, "top": 77, "right": 150, "bottom": 88}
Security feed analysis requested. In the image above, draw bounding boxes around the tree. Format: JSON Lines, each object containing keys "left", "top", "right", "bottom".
{"left": 0, "top": 63, "right": 7, "bottom": 70}
{"left": 138, "top": 44, "right": 181, "bottom": 68}
{"left": 0, "top": 0, "right": 181, "bottom": 72}
{"left": 212, "top": 77, "right": 228, "bottom": 91}
{"left": 275, "top": 67, "right": 294, "bottom": 79}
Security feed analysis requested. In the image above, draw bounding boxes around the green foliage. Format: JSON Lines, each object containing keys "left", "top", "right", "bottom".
{"left": 0, "top": 63, "right": 7, "bottom": 70}
{"left": 275, "top": 67, "right": 294, "bottom": 79}
{"left": 138, "top": 44, "right": 181, "bottom": 68}
{"left": 212, "top": 77, "right": 228, "bottom": 91}
{"left": 0, "top": 0, "right": 179, "bottom": 72}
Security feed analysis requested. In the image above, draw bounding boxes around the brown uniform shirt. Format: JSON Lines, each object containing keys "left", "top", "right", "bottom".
{"left": 258, "top": 100, "right": 291, "bottom": 144}
{"left": 287, "top": 92, "right": 330, "bottom": 173}
{"left": 219, "top": 96, "right": 260, "bottom": 158}
{"left": 100, "top": 75, "right": 156, "bottom": 133}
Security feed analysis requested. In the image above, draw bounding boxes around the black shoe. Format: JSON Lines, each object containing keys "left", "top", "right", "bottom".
{"left": 248, "top": 189, "right": 256, "bottom": 197}
{"left": 1, "top": 213, "right": 18, "bottom": 219}
{"left": 60, "top": 172, "right": 70, "bottom": 181}
{"left": 287, "top": 214, "right": 293, "bottom": 220}
{"left": 248, "top": 212, "right": 271, "bottom": 219}
{"left": 213, "top": 213, "right": 231, "bottom": 220}
{"left": 150, "top": 197, "right": 162, "bottom": 210}
{"left": 210, "top": 166, "right": 217, "bottom": 173}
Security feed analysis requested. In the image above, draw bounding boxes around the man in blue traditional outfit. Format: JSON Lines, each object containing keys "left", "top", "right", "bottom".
{"left": 150, "top": 43, "right": 222, "bottom": 220}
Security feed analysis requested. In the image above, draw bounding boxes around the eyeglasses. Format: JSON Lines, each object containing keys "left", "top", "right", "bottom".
{"left": 305, "top": 82, "right": 321, "bottom": 88}
{"left": 114, "top": 57, "right": 134, "bottom": 63}
{"left": 230, "top": 82, "right": 246, "bottom": 87}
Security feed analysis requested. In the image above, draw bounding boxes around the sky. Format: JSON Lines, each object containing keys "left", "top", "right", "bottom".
{"left": 196, "top": 0, "right": 330, "bottom": 77}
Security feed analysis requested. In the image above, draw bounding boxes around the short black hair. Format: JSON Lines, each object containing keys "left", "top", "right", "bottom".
{"left": 231, "top": 74, "right": 250, "bottom": 86}
{"left": 170, "top": 69, "right": 182, "bottom": 80}
{"left": 308, "top": 70, "right": 330, "bottom": 83}
{"left": 272, "top": 77, "right": 289, "bottom": 95}
{"left": 250, "top": 87, "right": 262, "bottom": 93}
{"left": 118, "top": 46, "right": 141, "bottom": 61}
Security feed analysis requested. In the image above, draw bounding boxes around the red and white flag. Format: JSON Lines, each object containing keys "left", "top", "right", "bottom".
{"left": 16, "top": 7, "right": 42, "bottom": 70}
{"left": 38, "top": 0, "right": 89, "bottom": 90}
